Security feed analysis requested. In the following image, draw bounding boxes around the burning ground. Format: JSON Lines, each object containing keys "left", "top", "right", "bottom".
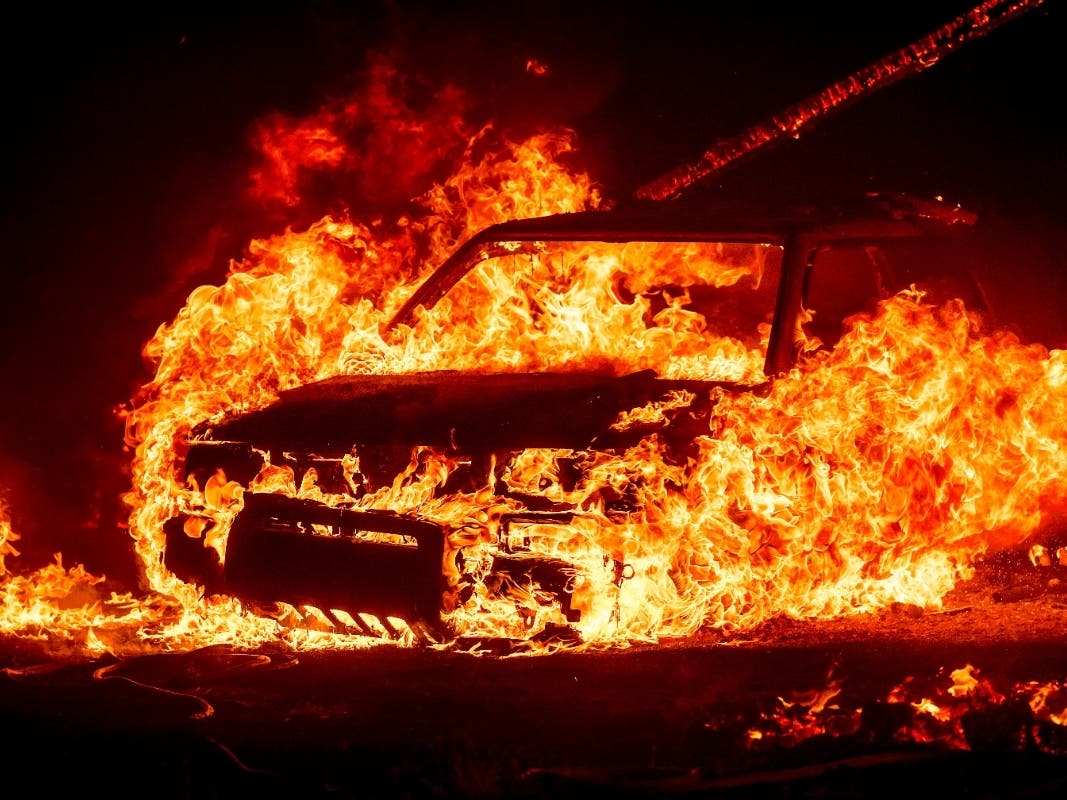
{"left": 2, "top": 2, "right": 1067, "bottom": 795}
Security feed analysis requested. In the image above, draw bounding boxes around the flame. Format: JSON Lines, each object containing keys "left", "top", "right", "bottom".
{"left": 740, "top": 662, "right": 1067, "bottom": 756}
{"left": 1, "top": 500, "right": 168, "bottom": 655}
{"left": 0, "top": 497, "right": 19, "bottom": 578}
{"left": 525, "top": 59, "right": 550, "bottom": 77}
{"left": 249, "top": 57, "right": 471, "bottom": 210}
{"left": 948, "top": 664, "right": 981, "bottom": 697}
{"left": 3, "top": 66, "right": 1067, "bottom": 657}
{"left": 747, "top": 677, "right": 862, "bottom": 748}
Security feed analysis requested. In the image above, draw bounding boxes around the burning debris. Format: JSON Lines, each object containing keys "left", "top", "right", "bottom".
{"left": 520, "top": 661, "right": 1067, "bottom": 796}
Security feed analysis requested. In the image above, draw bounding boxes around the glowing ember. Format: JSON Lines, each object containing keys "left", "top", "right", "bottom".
{"left": 1, "top": 59, "right": 1066, "bottom": 658}
{"left": 743, "top": 663, "right": 1067, "bottom": 756}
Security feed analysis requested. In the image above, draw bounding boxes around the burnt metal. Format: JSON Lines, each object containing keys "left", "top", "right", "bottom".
{"left": 499, "top": 511, "right": 578, "bottom": 554}
{"left": 386, "top": 192, "right": 976, "bottom": 340}
{"left": 766, "top": 231, "right": 819, "bottom": 375}
{"left": 171, "top": 192, "right": 981, "bottom": 641}
{"left": 163, "top": 515, "right": 225, "bottom": 594}
{"left": 223, "top": 493, "right": 448, "bottom": 636}
{"left": 201, "top": 369, "right": 723, "bottom": 455}
{"left": 182, "top": 440, "right": 264, "bottom": 486}
{"left": 487, "top": 551, "right": 582, "bottom": 624}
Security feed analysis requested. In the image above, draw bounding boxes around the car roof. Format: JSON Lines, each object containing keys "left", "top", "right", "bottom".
{"left": 387, "top": 192, "right": 976, "bottom": 331}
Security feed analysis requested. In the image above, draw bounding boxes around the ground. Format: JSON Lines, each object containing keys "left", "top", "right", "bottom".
{"left": 4, "top": 561, "right": 1067, "bottom": 799}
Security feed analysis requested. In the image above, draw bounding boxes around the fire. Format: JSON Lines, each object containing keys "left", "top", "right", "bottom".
{"left": 249, "top": 58, "right": 471, "bottom": 210}
{"left": 2, "top": 65, "right": 1067, "bottom": 657}
{"left": 0, "top": 500, "right": 168, "bottom": 654}
{"left": 525, "top": 59, "right": 550, "bottom": 77}
{"left": 741, "top": 663, "right": 1067, "bottom": 756}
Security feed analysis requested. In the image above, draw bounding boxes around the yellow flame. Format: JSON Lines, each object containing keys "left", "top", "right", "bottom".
{"left": 2, "top": 73, "right": 1066, "bottom": 657}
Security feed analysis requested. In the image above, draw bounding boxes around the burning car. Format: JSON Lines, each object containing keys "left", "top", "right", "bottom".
{"left": 162, "top": 191, "right": 988, "bottom": 648}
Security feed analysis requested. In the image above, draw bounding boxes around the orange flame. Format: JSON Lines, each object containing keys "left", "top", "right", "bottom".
{"left": 744, "top": 663, "right": 1067, "bottom": 755}
{"left": 2, "top": 67, "right": 1067, "bottom": 657}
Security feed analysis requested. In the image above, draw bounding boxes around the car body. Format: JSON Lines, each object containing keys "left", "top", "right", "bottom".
{"left": 163, "top": 192, "right": 984, "bottom": 645}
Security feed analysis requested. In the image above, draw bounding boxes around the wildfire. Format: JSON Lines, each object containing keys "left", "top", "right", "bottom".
{"left": 2, "top": 62, "right": 1067, "bottom": 658}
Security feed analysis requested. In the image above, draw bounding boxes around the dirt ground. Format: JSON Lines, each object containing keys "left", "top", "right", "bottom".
{"left": 3, "top": 564, "right": 1067, "bottom": 799}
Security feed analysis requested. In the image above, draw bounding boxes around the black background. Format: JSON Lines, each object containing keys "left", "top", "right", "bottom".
{"left": 1, "top": 0, "right": 1064, "bottom": 587}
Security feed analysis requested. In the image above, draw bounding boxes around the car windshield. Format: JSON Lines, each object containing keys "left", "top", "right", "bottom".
{"left": 419, "top": 240, "right": 784, "bottom": 384}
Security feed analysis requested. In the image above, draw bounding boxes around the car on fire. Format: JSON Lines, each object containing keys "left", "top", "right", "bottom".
{"left": 163, "top": 192, "right": 988, "bottom": 646}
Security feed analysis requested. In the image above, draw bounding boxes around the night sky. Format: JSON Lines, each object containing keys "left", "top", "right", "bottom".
{"left": 2, "top": 0, "right": 1064, "bottom": 587}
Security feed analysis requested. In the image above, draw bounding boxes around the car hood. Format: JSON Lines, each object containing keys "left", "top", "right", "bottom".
{"left": 197, "top": 370, "right": 746, "bottom": 453}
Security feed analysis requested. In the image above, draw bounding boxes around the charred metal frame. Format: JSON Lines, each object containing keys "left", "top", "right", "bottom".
{"left": 170, "top": 193, "right": 976, "bottom": 642}
{"left": 387, "top": 193, "right": 975, "bottom": 377}
{"left": 224, "top": 493, "right": 448, "bottom": 638}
